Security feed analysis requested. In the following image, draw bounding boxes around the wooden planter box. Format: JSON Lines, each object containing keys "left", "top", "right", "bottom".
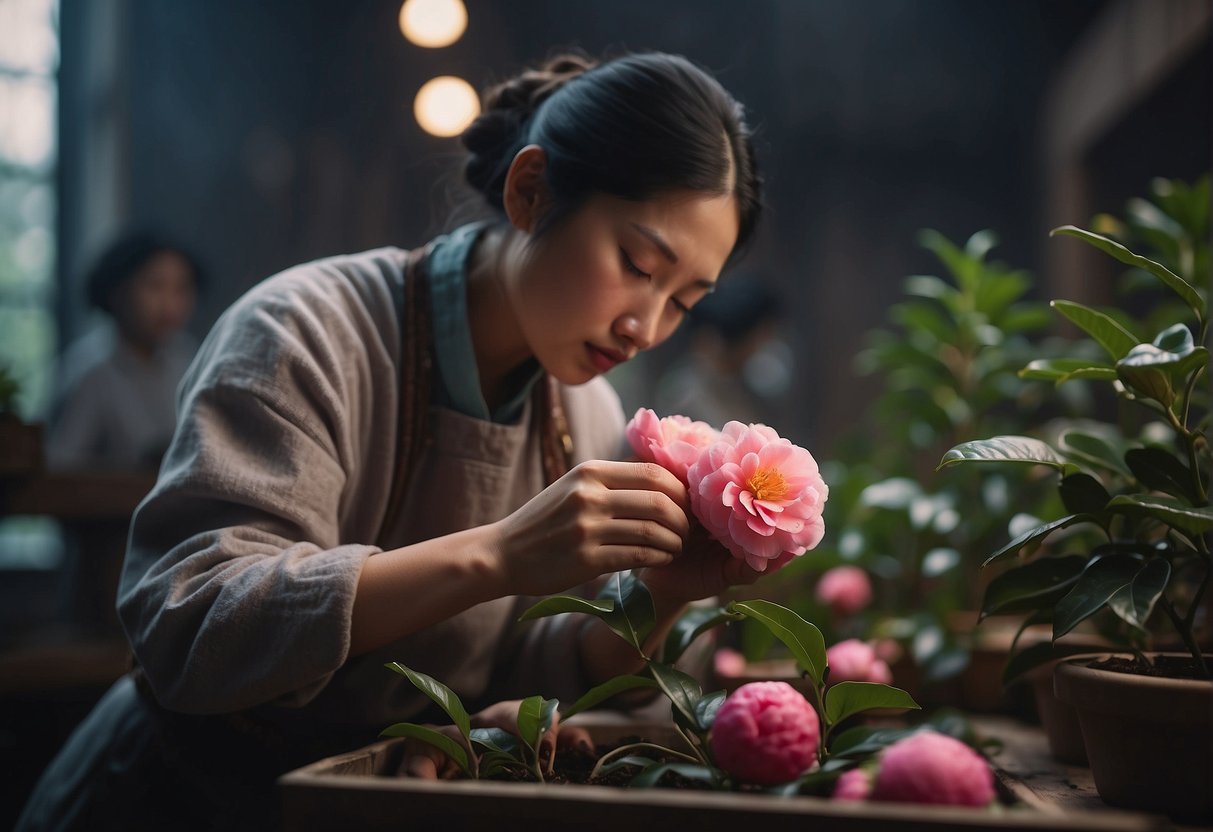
{"left": 278, "top": 714, "right": 1170, "bottom": 832}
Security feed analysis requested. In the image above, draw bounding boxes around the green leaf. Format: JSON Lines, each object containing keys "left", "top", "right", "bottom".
{"left": 1125, "top": 447, "right": 1198, "bottom": 502}
{"left": 379, "top": 723, "right": 471, "bottom": 775}
{"left": 823, "top": 682, "right": 920, "bottom": 725}
{"left": 1051, "top": 225, "right": 1205, "bottom": 325}
{"left": 980, "top": 555, "right": 1087, "bottom": 619}
{"left": 1019, "top": 358, "right": 1114, "bottom": 382}
{"left": 1106, "top": 494, "right": 1213, "bottom": 536}
{"left": 982, "top": 514, "right": 1094, "bottom": 568}
{"left": 828, "top": 725, "right": 917, "bottom": 758}
{"left": 1107, "top": 558, "right": 1170, "bottom": 630}
{"left": 1053, "top": 555, "right": 1144, "bottom": 639}
{"left": 515, "top": 696, "right": 558, "bottom": 755}
{"left": 647, "top": 661, "right": 703, "bottom": 730}
{"left": 1060, "top": 431, "right": 1134, "bottom": 478}
{"left": 384, "top": 663, "right": 471, "bottom": 739}
{"left": 600, "top": 572, "right": 657, "bottom": 654}
{"left": 597, "top": 755, "right": 662, "bottom": 776}
{"left": 629, "top": 762, "right": 717, "bottom": 789}
{"left": 560, "top": 675, "right": 658, "bottom": 720}
{"left": 1058, "top": 473, "right": 1111, "bottom": 516}
{"left": 726, "top": 599, "right": 828, "bottom": 686}
{"left": 1001, "top": 640, "right": 1101, "bottom": 686}
{"left": 693, "top": 690, "right": 726, "bottom": 732}
{"left": 1050, "top": 299, "right": 1140, "bottom": 361}
{"left": 663, "top": 606, "right": 737, "bottom": 665}
{"left": 517, "top": 595, "right": 616, "bottom": 624}
{"left": 1120, "top": 342, "right": 1207, "bottom": 377}
{"left": 469, "top": 727, "right": 521, "bottom": 755}
{"left": 938, "top": 435, "right": 1075, "bottom": 474}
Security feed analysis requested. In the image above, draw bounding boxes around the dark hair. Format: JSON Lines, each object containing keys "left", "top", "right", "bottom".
{"left": 462, "top": 51, "right": 763, "bottom": 256}
{"left": 85, "top": 231, "right": 206, "bottom": 315}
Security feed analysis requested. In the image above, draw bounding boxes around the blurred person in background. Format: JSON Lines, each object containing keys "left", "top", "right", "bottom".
{"left": 48, "top": 231, "right": 204, "bottom": 471}
{"left": 655, "top": 274, "right": 789, "bottom": 428}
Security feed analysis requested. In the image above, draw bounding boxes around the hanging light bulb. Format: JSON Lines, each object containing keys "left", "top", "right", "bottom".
{"left": 414, "top": 75, "right": 480, "bottom": 137}
{"left": 398, "top": 0, "right": 467, "bottom": 49}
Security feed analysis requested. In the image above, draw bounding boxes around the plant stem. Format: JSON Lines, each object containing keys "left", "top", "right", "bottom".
{"left": 588, "top": 742, "right": 699, "bottom": 780}
{"left": 1158, "top": 594, "right": 1210, "bottom": 678}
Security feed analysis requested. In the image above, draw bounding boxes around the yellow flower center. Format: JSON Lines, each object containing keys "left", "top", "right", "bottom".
{"left": 747, "top": 467, "right": 789, "bottom": 502}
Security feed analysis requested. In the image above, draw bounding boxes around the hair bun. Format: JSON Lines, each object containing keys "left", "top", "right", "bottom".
{"left": 462, "top": 53, "right": 597, "bottom": 208}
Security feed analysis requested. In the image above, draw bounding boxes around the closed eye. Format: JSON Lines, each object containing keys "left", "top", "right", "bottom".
{"left": 619, "top": 247, "right": 651, "bottom": 279}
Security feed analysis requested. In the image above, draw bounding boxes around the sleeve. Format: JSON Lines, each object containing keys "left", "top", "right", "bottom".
{"left": 487, "top": 376, "right": 628, "bottom": 703}
{"left": 116, "top": 262, "right": 400, "bottom": 714}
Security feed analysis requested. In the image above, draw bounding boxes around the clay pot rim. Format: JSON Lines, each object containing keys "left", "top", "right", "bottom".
{"left": 1054, "top": 651, "right": 1212, "bottom": 715}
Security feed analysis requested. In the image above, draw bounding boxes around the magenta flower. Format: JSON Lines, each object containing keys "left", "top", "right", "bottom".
{"left": 815, "top": 565, "right": 872, "bottom": 616}
{"left": 687, "top": 421, "right": 829, "bottom": 572}
{"left": 710, "top": 681, "right": 820, "bottom": 784}
{"left": 871, "top": 731, "right": 995, "bottom": 807}
{"left": 832, "top": 767, "right": 873, "bottom": 801}
{"left": 826, "top": 639, "right": 893, "bottom": 685}
{"left": 626, "top": 408, "right": 720, "bottom": 486}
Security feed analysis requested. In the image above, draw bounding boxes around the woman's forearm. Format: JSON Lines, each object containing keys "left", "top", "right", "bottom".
{"left": 348, "top": 524, "right": 506, "bottom": 656}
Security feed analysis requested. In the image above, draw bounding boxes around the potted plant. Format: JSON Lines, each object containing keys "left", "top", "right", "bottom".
{"left": 939, "top": 175, "right": 1211, "bottom": 819}
{"left": 0, "top": 362, "right": 44, "bottom": 477}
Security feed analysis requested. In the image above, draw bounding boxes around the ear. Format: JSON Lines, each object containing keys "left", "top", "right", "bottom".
{"left": 502, "top": 144, "right": 550, "bottom": 232}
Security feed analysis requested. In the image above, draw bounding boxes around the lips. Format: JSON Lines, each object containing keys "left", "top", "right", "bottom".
{"left": 587, "top": 343, "right": 628, "bottom": 373}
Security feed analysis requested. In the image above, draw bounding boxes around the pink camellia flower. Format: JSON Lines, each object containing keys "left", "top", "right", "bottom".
{"left": 832, "top": 767, "right": 873, "bottom": 801}
{"left": 870, "top": 731, "right": 995, "bottom": 807}
{"left": 687, "top": 421, "right": 829, "bottom": 572}
{"left": 626, "top": 408, "right": 720, "bottom": 486}
{"left": 710, "top": 681, "right": 820, "bottom": 784}
{"left": 815, "top": 565, "right": 872, "bottom": 616}
{"left": 713, "top": 647, "right": 747, "bottom": 679}
{"left": 826, "top": 639, "right": 894, "bottom": 686}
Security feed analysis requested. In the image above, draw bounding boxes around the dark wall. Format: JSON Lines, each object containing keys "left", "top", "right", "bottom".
{"left": 58, "top": 0, "right": 1207, "bottom": 452}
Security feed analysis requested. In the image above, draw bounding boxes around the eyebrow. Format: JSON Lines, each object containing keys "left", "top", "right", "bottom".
{"left": 630, "top": 222, "right": 717, "bottom": 291}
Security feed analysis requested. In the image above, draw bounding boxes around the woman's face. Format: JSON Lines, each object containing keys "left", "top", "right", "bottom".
{"left": 504, "top": 189, "right": 740, "bottom": 386}
{"left": 115, "top": 250, "right": 197, "bottom": 349}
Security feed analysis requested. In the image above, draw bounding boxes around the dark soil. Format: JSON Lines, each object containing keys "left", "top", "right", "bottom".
{"left": 483, "top": 735, "right": 713, "bottom": 789}
{"left": 1087, "top": 654, "right": 1211, "bottom": 680}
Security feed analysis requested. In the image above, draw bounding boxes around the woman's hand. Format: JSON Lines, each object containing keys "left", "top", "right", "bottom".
{"left": 401, "top": 699, "right": 594, "bottom": 779}
{"left": 637, "top": 520, "right": 796, "bottom": 610}
{"left": 490, "top": 460, "right": 691, "bottom": 597}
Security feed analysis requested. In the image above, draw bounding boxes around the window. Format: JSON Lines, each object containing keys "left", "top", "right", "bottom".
{"left": 0, "top": 0, "right": 61, "bottom": 571}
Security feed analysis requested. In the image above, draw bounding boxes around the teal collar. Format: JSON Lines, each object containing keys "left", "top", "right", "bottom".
{"left": 426, "top": 223, "right": 542, "bottom": 424}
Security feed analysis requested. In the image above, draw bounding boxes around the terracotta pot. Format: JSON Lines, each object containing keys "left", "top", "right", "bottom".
{"left": 1024, "top": 661, "right": 1087, "bottom": 765}
{"left": 1053, "top": 653, "right": 1212, "bottom": 820}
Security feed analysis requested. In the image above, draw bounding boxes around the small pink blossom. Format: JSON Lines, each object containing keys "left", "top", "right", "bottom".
{"left": 713, "top": 647, "right": 747, "bottom": 679}
{"left": 815, "top": 565, "right": 872, "bottom": 616}
{"left": 832, "top": 767, "right": 873, "bottom": 801}
{"left": 687, "top": 421, "right": 829, "bottom": 572}
{"left": 711, "top": 681, "right": 819, "bottom": 784}
{"left": 826, "top": 639, "right": 894, "bottom": 686}
{"left": 626, "top": 408, "right": 720, "bottom": 486}
{"left": 871, "top": 731, "right": 995, "bottom": 807}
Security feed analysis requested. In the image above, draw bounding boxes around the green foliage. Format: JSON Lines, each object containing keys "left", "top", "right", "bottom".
{"left": 940, "top": 176, "right": 1211, "bottom": 679}
{"left": 0, "top": 363, "right": 20, "bottom": 417}
{"left": 518, "top": 579, "right": 919, "bottom": 788}
{"left": 761, "top": 229, "right": 1068, "bottom": 683}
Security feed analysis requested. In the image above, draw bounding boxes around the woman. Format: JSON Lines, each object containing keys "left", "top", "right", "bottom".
{"left": 19, "top": 51, "right": 767, "bottom": 831}
{"left": 48, "top": 231, "right": 203, "bottom": 470}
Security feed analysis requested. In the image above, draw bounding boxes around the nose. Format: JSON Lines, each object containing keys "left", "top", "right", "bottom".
{"left": 613, "top": 307, "right": 659, "bottom": 352}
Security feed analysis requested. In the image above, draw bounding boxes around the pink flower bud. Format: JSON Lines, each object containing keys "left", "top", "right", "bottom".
{"left": 710, "top": 681, "right": 820, "bottom": 784}
{"left": 871, "top": 731, "right": 995, "bottom": 807}
{"left": 713, "top": 647, "right": 747, "bottom": 678}
{"left": 826, "top": 639, "right": 894, "bottom": 685}
{"left": 815, "top": 565, "right": 872, "bottom": 616}
{"left": 832, "top": 767, "right": 873, "bottom": 801}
